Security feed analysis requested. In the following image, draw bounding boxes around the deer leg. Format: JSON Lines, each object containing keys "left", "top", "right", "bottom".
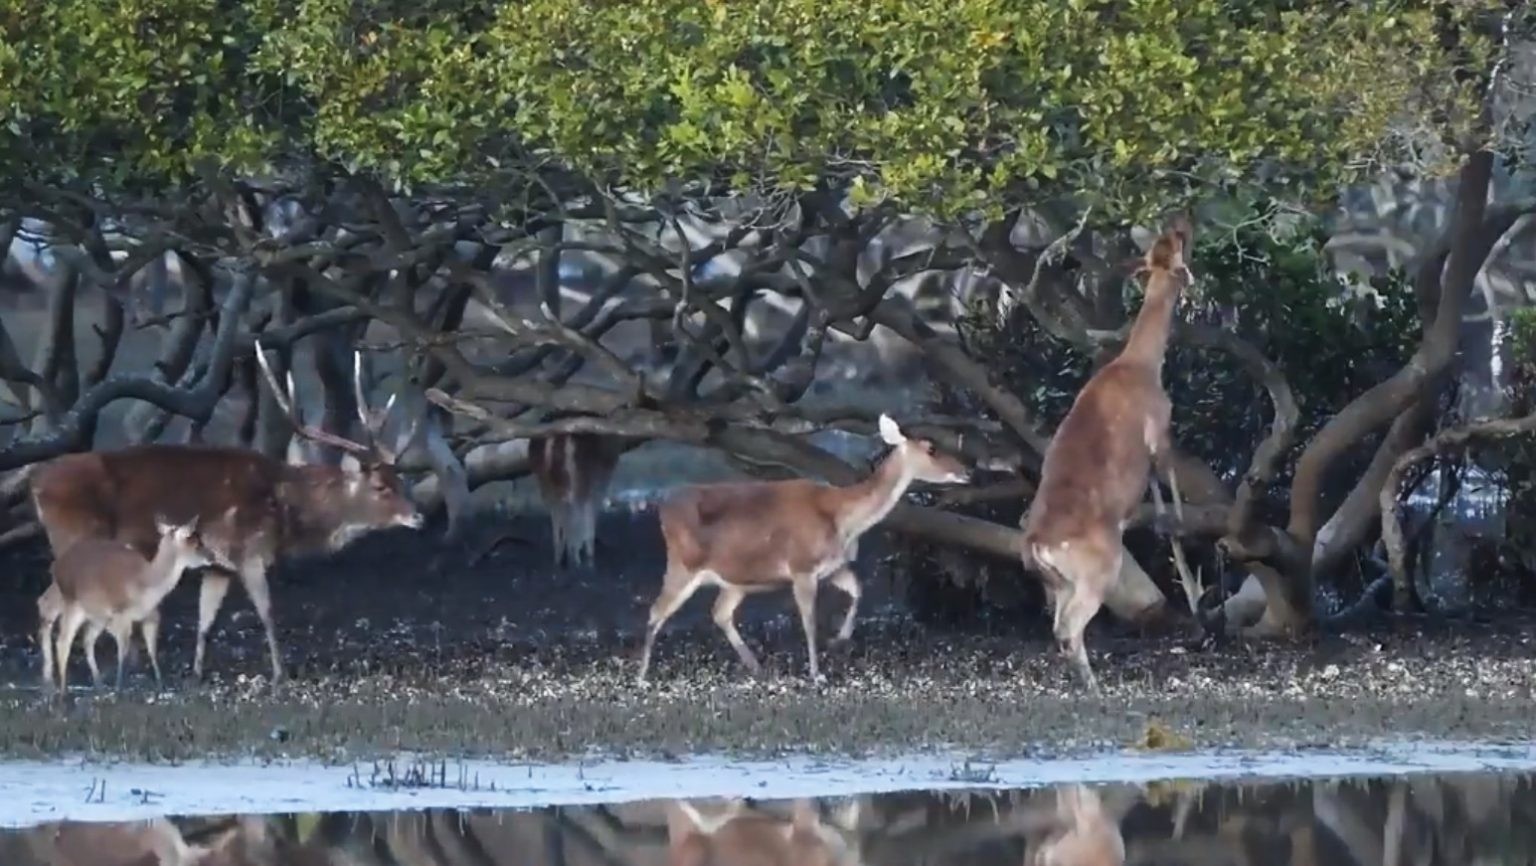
{"left": 827, "top": 568, "right": 862, "bottom": 644}
{"left": 709, "top": 585, "right": 762, "bottom": 676}
{"left": 141, "top": 611, "right": 164, "bottom": 687}
{"left": 193, "top": 571, "right": 232, "bottom": 680}
{"left": 579, "top": 500, "right": 598, "bottom": 568}
{"left": 83, "top": 621, "right": 106, "bottom": 688}
{"left": 1150, "top": 475, "right": 1203, "bottom": 616}
{"left": 550, "top": 505, "right": 568, "bottom": 570}
{"left": 1053, "top": 557, "right": 1110, "bottom": 695}
{"left": 637, "top": 569, "right": 704, "bottom": 685}
{"left": 1148, "top": 420, "right": 1186, "bottom": 524}
{"left": 792, "top": 577, "right": 822, "bottom": 682}
{"left": 37, "top": 586, "right": 60, "bottom": 689}
{"left": 109, "top": 620, "right": 133, "bottom": 690}
{"left": 55, "top": 606, "right": 87, "bottom": 693}
{"left": 235, "top": 562, "right": 285, "bottom": 684}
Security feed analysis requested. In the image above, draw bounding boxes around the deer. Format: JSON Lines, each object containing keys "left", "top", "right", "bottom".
{"left": 1020, "top": 217, "right": 1202, "bottom": 694}
{"left": 528, "top": 432, "right": 624, "bottom": 569}
{"left": 636, "top": 414, "right": 969, "bottom": 685}
{"left": 39, "top": 515, "right": 221, "bottom": 691}
{"left": 666, "top": 798, "right": 864, "bottom": 866}
{"left": 1027, "top": 785, "right": 1126, "bottom": 866}
{"left": 9, "top": 817, "right": 236, "bottom": 866}
{"left": 27, "top": 341, "right": 423, "bottom": 685}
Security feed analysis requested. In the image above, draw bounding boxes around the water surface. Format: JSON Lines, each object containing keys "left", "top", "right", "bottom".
{"left": 4, "top": 769, "right": 1534, "bottom": 864}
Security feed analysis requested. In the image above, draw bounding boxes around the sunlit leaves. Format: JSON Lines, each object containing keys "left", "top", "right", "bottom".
{"left": 1, "top": 0, "right": 1489, "bottom": 220}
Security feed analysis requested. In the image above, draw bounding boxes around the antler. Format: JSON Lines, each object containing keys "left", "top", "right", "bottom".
{"left": 351, "top": 349, "right": 421, "bottom": 465}
{"left": 254, "top": 340, "right": 379, "bottom": 461}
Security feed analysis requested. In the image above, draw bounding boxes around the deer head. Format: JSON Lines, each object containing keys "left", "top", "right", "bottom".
{"left": 153, "top": 514, "right": 218, "bottom": 570}
{"left": 879, "top": 413, "right": 970, "bottom": 484}
{"left": 1123, "top": 214, "right": 1198, "bottom": 310}
{"left": 255, "top": 341, "right": 424, "bottom": 532}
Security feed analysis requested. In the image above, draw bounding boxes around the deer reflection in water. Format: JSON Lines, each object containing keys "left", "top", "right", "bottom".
{"left": 1, "top": 771, "right": 1532, "bottom": 866}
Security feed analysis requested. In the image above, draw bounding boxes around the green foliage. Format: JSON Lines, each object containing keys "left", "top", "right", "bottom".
{"left": 1165, "top": 217, "right": 1418, "bottom": 476}
{"left": 0, "top": 0, "right": 1489, "bottom": 220}
{"left": 960, "top": 208, "right": 1419, "bottom": 486}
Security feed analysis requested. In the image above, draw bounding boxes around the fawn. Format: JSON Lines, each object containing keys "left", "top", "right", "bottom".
{"left": 39, "top": 515, "right": 220, "bottom": 691}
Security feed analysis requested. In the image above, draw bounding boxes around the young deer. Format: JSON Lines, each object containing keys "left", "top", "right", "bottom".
{"left": 636, "top": 414, "right": 969, "bottom": 684}
{"left": 1020, "top": 219, "right": 1198, "bottom": 693}
{"left": 40, "top": 516, "right": 219, "bottom": 691}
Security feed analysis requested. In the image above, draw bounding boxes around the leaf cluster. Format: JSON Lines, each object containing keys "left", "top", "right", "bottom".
{"left": 0, "top": 0, "right": 1487, "bottom": 221}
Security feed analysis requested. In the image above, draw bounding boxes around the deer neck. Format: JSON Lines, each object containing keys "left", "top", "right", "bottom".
{"left": 147, "top": 538, "right": 196, "bottom": 588}
{"left": 834, "top": 448, "right": 916, "bottom": 542}
{"left": 275, "top": 466, "right": 341, "bottom": 555}
{"left": 1116, "top": 270, "right": 1181, "bottom": 374}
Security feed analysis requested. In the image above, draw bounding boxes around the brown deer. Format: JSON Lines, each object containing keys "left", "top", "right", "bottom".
{"left": 1027, "top": 785, "right": 1126, "bottom": 866}
{"left": 28, "top": 342, "right": 422, "bottom": 684}
{"left": 666, "top": 798, "right": 863, "bottom": 866}
{"left": 636, "top": 414, "right": 969, "bottom": 684}
{"left": 39, "top": 515, "right": 220, "bottom": 691}
{"left": 7, "top": 817, "right": 235, "bottom": 866}
{"left": 528, "top": 432, "right": 624, "bottom": 569}
{"left": 1020, "top": 219, "right": 1199, "bottom": 693}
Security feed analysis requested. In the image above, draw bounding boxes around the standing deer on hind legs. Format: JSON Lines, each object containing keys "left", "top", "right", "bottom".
{"left": 636, "top": 414, "right": 970, "bottom": 685}
{"left": 1020, "top": 218, "right": 1203, "bottom": 694}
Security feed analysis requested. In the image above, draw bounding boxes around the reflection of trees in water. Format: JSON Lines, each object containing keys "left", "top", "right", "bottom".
{"left": 3, "top": 772, "right": 1533, "bottom": 866}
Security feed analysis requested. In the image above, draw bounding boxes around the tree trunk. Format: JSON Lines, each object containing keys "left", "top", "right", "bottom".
{"left": 1266, "top": 151, "right": 1501, "bottom": 628}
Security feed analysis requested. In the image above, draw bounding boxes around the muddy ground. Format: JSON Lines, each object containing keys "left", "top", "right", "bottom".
{"left": 0, "top": 510, "right": 1532, "bottom": 763}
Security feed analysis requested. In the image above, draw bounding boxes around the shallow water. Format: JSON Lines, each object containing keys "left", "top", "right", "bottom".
{"left": 2, "top": 766, "right": 1534, "bottom": 865}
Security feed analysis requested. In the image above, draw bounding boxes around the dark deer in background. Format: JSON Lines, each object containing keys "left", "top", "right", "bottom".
{"left": 1020, "top": 218, "right": 1201, "bottom": 693}
{"left": 529, "top": 433, "right": 624, "bottom": 570}
{"left": 28, "top": 343, "right": 423, "bottom": 684}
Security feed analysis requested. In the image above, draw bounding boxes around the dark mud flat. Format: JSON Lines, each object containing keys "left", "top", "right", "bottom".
{"left": 0, "top": 511, "right": 1532, "bottom": 762}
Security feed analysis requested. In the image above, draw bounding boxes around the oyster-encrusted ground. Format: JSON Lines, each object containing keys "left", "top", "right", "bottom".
{"left": 0, "top": 512, "right": 1531, "bottom": 762}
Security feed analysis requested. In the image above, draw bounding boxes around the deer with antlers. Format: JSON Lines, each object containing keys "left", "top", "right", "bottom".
{"left": 1020, "top": 218, "right": 1201, "bottom": 693}
{"left": 27, "top": 342, "right": 422, "bottom": 684}
{"left": 636, "top": 414, "right": 969, "bottom": 684}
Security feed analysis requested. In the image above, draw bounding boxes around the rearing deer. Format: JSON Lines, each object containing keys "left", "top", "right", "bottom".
{"left": 637, "top": 414, "right": 969, "bottom": 684}
{"left": 1020, "top": 219, "right": 1197, "bottom": 693}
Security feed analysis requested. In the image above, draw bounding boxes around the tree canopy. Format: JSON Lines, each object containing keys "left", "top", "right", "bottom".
{"left": 1, "top": 0, "right": 1480, "bottom": 219}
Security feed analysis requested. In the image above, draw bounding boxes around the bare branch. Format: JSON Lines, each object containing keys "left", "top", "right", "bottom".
{"left": 979, "top": 209, "right": 1096, "bottom": 343}
{"left": 869, "top": 302, "right": 1051, "bottom": 459}
{"left": 1381, "top": 409, "right": 1536, "bottom": 610}
{"left": 0, "top": 266, "right": 257, "bottom": 470}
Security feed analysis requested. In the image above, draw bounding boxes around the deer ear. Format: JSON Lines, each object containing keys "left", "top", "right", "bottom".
{"left": 878, "top": 413, "right": 906, "bottom": 446}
